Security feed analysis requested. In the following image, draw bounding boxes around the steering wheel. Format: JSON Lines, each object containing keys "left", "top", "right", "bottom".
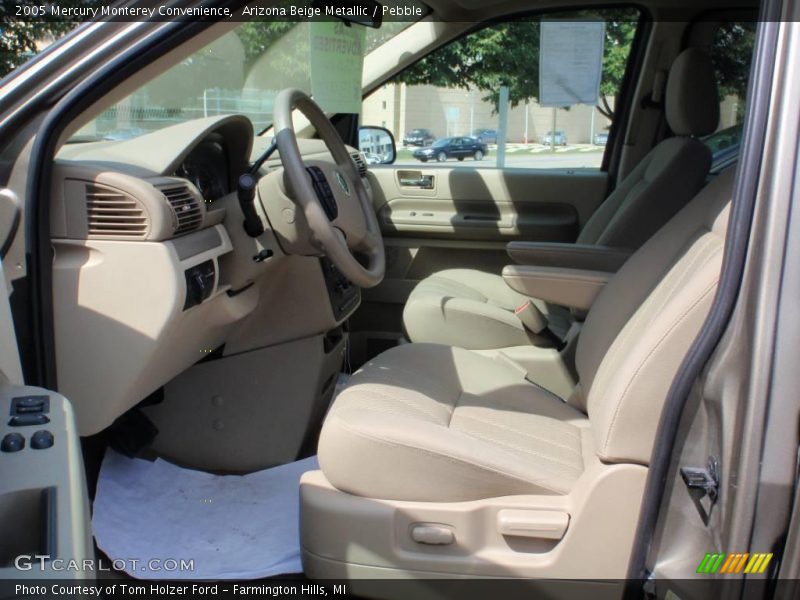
{"left": 273, "top": 89, "right": 385, "bottom": 288}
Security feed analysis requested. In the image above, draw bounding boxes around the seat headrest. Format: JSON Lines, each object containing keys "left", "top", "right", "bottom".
{"left": 665, "top": 47, "right": 720, "bottom": 137}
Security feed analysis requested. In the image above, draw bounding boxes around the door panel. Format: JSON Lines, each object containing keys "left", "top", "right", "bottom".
{"left": 0, "top": 258, "right": 93, "bottom": 579}
{"left": 348, "top": 167, "right": 608, "bottom": 364}
{"left": 370, "top": 167, "right": 608, "bottom": 243}
{"left": 381, "top": 195, "right": 580, "bottom": 240}
{"left": 0, "top": 384, "right": 94, "bottom": 579}
{"left": 367, "top": 166, "right": 608, "bottom": 287}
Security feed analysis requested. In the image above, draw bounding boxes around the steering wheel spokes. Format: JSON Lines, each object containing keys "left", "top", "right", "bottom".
{"left": 273, "top": 89, "right": 385, "bottom": 288}
{"left": 305, "top": 165, "right": 339, "bottom": 221}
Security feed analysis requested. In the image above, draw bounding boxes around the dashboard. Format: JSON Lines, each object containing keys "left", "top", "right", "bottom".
{"left": 50, "top": 114, "right": 369, "bottom": 437}
{"left": 174, "top": 134, "right": 231, "bottom": 203}
{"left": 56, "top": 114, "right": 253, "bottom": 196}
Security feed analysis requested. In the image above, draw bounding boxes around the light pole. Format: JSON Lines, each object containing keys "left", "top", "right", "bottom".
{"left": 497, "top": 86, "right": 510, "bottom": 167}
{"left": 524, "top": 100, "right": 529, "bottom": 144}
{"left": 469, "top": 90, "right": 475, "bottom": 134}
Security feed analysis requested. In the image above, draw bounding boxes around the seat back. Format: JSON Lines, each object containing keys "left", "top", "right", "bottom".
{"left": 577, "top": 48, "right": 720, "bottom": 250}
{"left": 573, "top": 168, "right": 734, "bottom": 464}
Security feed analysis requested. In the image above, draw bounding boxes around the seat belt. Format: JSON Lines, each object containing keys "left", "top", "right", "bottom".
{"left": 514, "top": 300, "right": 565, "bottom": 350}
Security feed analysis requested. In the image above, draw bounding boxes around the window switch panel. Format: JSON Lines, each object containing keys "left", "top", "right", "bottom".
{"left": 10, "top": 395, "right": 50, "bottom": 416}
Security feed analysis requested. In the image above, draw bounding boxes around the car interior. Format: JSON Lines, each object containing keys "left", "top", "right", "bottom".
{"left": 0, "top": 0, "right": 772, "bottom": 591}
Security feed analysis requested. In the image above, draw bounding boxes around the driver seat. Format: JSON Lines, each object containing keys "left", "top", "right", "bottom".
{"left": 300, "top": 168, "right": 734, "bottom": 580}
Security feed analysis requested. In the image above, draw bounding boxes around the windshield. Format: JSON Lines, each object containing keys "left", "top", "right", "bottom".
{"left": 71, "top": 18, "right": 420, "bottom": 142}
{"left": 431, "top": 138, "right": 450, "bottom": 147}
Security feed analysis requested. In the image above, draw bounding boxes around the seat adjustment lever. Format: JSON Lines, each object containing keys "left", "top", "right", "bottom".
{"left": 497, "top": 509, "right": 569, "bottom": 540}
{"left": 410, "top": 524, "right": 454, "bottom": 545}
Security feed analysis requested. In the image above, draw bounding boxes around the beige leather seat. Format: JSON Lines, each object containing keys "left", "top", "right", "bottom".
{"left": 403, "top": 47, "right": 720, "bottom": 350}
{"left": 321, "top": 342, "right": 586, "bottom": 501}
{"left": 301, "top": 169, "right": 733, "bottom": 580}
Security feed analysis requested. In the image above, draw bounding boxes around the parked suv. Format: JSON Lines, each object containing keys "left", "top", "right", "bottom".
{"left": 403, "top": 128, "right": 436, "bottom": 146}
{"left": 543, "top": 130, "right": 568, "bottom": 145}
{"left": 471, "top": 128, "right": 498, "bottom": 144}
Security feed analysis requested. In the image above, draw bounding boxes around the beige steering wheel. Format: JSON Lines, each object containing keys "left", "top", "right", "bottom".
{"left": 273, "top": 89, "right": 385, "bottom": 288}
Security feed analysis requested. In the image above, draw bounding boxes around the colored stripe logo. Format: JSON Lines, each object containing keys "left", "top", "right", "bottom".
{"left": 697, "top": 552, "right": 772, "bottom": 574}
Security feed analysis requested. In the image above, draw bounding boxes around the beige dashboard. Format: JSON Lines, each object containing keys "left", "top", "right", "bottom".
{"left": 51, "top": 114, "right": 363, "bottom": 435}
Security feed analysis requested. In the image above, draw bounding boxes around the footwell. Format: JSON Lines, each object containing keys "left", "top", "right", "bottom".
{"left": 92, "top": 451, "right": 319, "bottom": 580}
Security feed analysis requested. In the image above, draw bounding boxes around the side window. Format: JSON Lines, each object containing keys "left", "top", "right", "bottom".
{"left": 705, "top": 22, "right": 756, "bottom": 172}
{"left": 362, "top": 8, "right": 642, "bottom": 170}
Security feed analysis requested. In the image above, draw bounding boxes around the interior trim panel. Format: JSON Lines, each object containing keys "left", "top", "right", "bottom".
{"left": 369, "top": 167, "right": 609, "bottom": 242}
{"left": 0, "top": 384, "right": 92, "bottom": 577}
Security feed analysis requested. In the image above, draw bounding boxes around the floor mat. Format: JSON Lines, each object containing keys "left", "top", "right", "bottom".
{"left": 92, "top": 450, "right": 318, "bottom": 580}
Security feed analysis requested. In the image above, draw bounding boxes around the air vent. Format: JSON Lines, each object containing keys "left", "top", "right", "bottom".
{"left": 161, "top": 185, "right": 202, "bottom": 235}
{"left": 351, "top": 152, "right": 368, "bottom": 178}
{"left": 85, "top": 183, "right": 147, "bottom": 238}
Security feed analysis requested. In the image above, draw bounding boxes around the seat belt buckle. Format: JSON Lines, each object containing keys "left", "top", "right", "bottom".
{"left": 515, "top": 300, "right": 566, "bottom": 350}
{"left": 514, "top": 300, "right": 548, "bottom": 334}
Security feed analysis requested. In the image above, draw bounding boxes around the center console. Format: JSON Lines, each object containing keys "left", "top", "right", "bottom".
{"left": 319, "top": 257, "right": 361, "bottom": 321}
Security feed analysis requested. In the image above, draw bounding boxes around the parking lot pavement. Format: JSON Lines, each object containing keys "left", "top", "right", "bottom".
{"left": 502, "top": 143, "right": 604, "bottom": 153}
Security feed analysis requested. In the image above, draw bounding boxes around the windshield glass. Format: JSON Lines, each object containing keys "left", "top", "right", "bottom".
{"left": 71, "top": 18, "right": 420, "bottom": 142}
{"left": 432, "top": 138, "right": 450, "bottom": 147}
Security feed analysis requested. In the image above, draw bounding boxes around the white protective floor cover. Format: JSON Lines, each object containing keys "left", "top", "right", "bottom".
{"left": 92, "top": 450, "right": 319, "bottom": 580}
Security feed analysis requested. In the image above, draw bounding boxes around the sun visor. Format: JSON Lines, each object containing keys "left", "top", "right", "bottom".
{"left": 310, "top": 22, "right": 366, "bottom": 114}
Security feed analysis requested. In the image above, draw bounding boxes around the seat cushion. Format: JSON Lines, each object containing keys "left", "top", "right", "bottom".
{"left": 319, "top": 343, "right": 590, "bottom": 502}
{"left": 402, "top": 269, "right": 570, "bottom": 349}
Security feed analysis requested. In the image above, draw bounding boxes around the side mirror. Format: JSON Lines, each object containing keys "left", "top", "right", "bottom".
{"left": 358, "top": 126, "right": 396, "bottom": 165}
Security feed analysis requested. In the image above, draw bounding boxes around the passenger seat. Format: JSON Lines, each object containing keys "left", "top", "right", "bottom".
{"left": 403, "top": 47, "right": 720, "bottom": 350}
{"left": 301, "top": 167, "right": 735, "bottom": 580}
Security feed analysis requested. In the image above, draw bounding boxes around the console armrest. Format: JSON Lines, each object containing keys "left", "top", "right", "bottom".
{"left": 502, "top": 265, "right": 611, "bottom": 311}
{"left": 506, "top": 242, "right": 632, "bottom": 272}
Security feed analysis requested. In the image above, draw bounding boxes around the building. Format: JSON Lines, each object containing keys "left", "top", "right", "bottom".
{"left": 363, "top": 82, "right": 614, "bottom": 144}
{"left": 363, "top": 82, "right": 742, "bottom": 145}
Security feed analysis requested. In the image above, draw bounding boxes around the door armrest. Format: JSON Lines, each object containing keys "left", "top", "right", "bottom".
{"left": 506, "top": 242, "right": 632, "bottom": 272}
{"left": 502, "top": 265, "right": 611, "bottom": 311}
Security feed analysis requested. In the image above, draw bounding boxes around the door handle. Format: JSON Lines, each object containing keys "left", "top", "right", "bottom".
{"left": 398, "top": 174, "right": 434, "bottom": 189}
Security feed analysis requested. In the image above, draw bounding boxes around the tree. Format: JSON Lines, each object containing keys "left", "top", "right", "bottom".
{"left": 0, "top": 0, "right": 106, "bottom": 77}
{"left": 597, "top": 17, "right": 638, "bottom": 119}
{"left": 710, "top": 21, "right": 755, "bottom": 121}
{"left": 235, "top": 22, "right": 297, "bottom": 69}
{"left": 395, "top": 10, "right": 640, "bottom": 121}
{"left": 0, "top": 21, "right": 70, "bottom": 78}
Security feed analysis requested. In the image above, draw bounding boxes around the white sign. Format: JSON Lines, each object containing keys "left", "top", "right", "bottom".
{"left": 539, "top": 20, "right": 605, "bottom": 107}
{"left": 310, "top": 22, "right": 365, "bottom": 114}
